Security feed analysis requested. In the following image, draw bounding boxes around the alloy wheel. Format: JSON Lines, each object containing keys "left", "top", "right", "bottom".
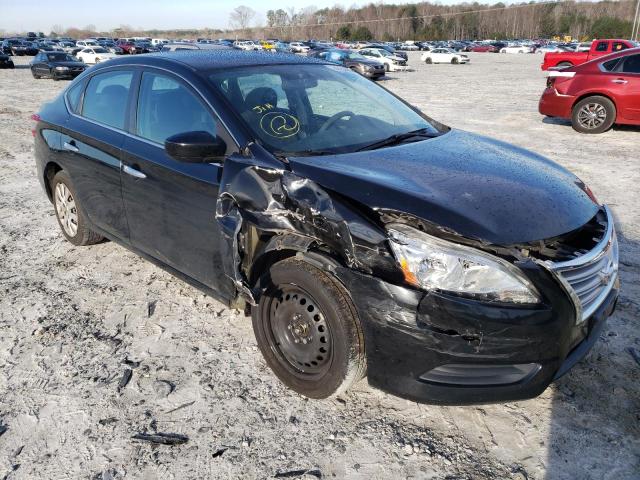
{"left": 577, "top": 103, "right": 607, "bottom": 130}
{"left": 54, "top": 182, "right": 78, "bottom": 237}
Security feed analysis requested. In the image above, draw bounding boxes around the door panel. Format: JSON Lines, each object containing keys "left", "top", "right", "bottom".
{"left": 60, "top": 117, "right": 129, "bottom": 239}
{"left": 121, "top": 139, "right": 228, "bottom": 293}
{"left": 121, "top": 70, "right": 234, "bottom": 296}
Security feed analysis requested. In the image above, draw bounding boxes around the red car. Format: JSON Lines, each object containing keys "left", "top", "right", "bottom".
{"left": 541, "top": 39, "right": 636, "bottom": 71}
{"left": 470, "top": 44, "right": 497, "bottom": 53}
{"left": 539, "top": 48, "right": 640, "bottom": 133}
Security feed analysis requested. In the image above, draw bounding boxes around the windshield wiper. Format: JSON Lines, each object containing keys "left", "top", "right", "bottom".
{"left": 273, "top": 149, "right": 338, "bottom": 158}
{"left": 356, "top": 128, "right": 440, "bottom": 152}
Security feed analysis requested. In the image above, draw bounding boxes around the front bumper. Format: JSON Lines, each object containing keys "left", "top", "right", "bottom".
{"left": 335, "top": 265, "right": 618, "bottom": 405}
{"left": 539, "top": 87, "right": 574, "bottom": 118}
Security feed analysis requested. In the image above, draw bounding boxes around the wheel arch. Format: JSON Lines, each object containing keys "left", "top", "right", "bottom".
{"left": 43, "top": 161, "right": 63, "bottom": 202}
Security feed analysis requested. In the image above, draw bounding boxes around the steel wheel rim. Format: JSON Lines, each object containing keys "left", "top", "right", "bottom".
{"left": 268, "top": 285, "right": 332, "bottom": 377}
{"left": 577, "top": 103, "right": 607, "bottom": 129}
{"left": 54, "top": 182, "right": 78, "bottom": 237}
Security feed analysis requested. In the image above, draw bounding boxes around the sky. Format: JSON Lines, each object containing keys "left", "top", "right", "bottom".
{"left": 0, "top": 0, "right": 378, "bottom": 33}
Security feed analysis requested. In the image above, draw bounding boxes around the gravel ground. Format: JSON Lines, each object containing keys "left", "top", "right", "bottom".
{"left": 0, "top": 52, "right": 638, "bottom": 480}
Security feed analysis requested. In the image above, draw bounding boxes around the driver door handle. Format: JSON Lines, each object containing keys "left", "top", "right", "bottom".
{"left": 123, "top": 164, "right": 147, "bottom": 179}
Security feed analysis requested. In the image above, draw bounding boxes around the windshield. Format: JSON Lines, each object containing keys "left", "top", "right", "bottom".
{"left": 47, "top": 53, "right": 74, "bottom": 61}
{"left": 209, "top": 64, "right": 444, "bottom": 156}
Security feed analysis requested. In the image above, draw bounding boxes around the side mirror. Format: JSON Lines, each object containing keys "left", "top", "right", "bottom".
{"left": 164, "top": 131, "right": 227, "bottom": 163}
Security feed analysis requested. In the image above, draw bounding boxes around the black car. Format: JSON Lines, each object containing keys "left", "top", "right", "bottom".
{"left": 0, "top": 50, "right": 14, "bottom": 69}
{"left": 307, "top": 49, "right": 385, "bottom": 79}
{"left": 30, "top": 52, "right": 87, "bottom": 80}
{"left": 32, "top": 52, "right": 619, "bottom": 405}
{"left": 2, "top": 39, "right": 38, "bottom": 56}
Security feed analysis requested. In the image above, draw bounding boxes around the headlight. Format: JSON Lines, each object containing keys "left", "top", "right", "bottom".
{"left": 55, "top": 66, "right": 70, "bottom": 70}
{"left": 387, "top": 224, "right": 540, "bottom": 304}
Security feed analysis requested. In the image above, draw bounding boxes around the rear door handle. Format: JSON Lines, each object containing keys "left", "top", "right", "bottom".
{"left": 63, "top": 141, "right": 79, "bottom": 152}
{"left": 123, "top": 164, "right": 147, "bottom": 179}
{"left": 611, "top": 78, "right": 628, "bottom": 84}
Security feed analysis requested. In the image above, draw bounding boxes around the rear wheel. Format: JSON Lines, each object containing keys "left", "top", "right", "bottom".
{"left": 252, "top": 258, "right": 366, "bottom": 399}
{"left": 571, "top": 96, "right": 616, "bottom": 134}
{"left": 425, "top": 57, "right": 432, "bottom": 64}
{"left": 51, "top": 171, "right": 103, "bottom": 246}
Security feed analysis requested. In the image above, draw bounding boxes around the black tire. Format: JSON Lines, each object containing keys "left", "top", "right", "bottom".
{"left": 451, "top": 57, "right": 459, "bottom": 64}
{"left": 32, "top": 71, "right": 40, "bottom": 79}
{"left": 425, "top": 57, "right": 433, "bottom": 64}
{"left": 571, "top": 96, "right": 616, "bottom": 134}
{"left": 384, "top": 63, "right": 390, "bottom": 72}
{"left": 51, "top": 170, "right": 103, "bottom": 246}
{"left": 252, "top": 258, "right": 366, "bottom": 399}
{"left": 557, "top": 61, "right": 573, "bottom": 69}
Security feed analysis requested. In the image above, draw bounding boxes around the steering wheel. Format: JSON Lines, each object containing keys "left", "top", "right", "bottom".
{"left": 318, "top": 110, "right": 356, "bottom": 133}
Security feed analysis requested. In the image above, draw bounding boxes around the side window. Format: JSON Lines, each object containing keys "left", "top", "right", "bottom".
{"left": 612, "top": 42, "right": 627, "bottom": 52}
{"left": 136, "top": 72, "right": 217, "bottom": 145}
{"left": 328, "top": 51, "right": 343, "bottom": 62}
{"left": 66, "top": 80, "right": 85, "bottom": 113}
{"left": 82, "top": 70, "right": 133, "bottom": 129}
{"left": 237, "top": 73, "right": 289, "bottom": 110}
{"left": 595, "top": 42, "right": 608, "bottom": 52}
{"left": 621, "top": 54, "right": 640, "bottom": 74}
{"left": 601, "top": 58, "right": 621, "bottom": 72}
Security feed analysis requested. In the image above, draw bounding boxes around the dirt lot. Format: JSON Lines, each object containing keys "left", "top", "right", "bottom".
{"left": 0, "top": 52, "right": 638, "bottom": 479}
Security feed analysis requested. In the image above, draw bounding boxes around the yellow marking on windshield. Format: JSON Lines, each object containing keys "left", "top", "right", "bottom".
{"left": 259, "top": 112, "right": 300, "bottom": 139}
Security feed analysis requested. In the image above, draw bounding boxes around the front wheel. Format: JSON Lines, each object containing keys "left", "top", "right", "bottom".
{"left": 425, "top": 57, "right": 432, "bottom": 64}
{"left": 571, "top": 96, "right": 616, "bottom": 134}
{"left": 51, "top": 171, "right": 103, "bottom": 246}
{"left": 252, "top": 258, "right": 366, "bottom": 399}
{"left": 451, "top": 57, "right": 459, "bottom": 64}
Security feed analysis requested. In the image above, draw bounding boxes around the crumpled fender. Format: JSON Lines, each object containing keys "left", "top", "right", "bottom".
{"left": 215, "top": 144, "right": 396, "bottom": 305}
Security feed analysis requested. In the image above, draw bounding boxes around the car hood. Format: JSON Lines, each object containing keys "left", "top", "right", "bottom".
{"left": 287, "top": 129, "right": 599, "bottom": 245}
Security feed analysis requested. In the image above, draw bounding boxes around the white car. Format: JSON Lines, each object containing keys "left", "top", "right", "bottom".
{"left": 500, "top": 45, "right": 534, "bottom": 54}
{"left": 289, "top": 42, "right": 310, "bottom": 54}
{"left": 421, "top": 48, "right": 469, "bottom": 64}
{"left": 151, "top": 38, "right": 169, "bottom": 46}
{"left": 76, "top": 40, "right": 100, "bottom": 49}
{"left": 234, "top": 41, "right": 262, "bottom": 51}
{"left": 400, "top": 42, "right": 419, "bottom": 51}
{"left": 359, "top": 48, "right": 408, "bottom": 72}
{"left": 76, "top": 47, "right": 117, "bottom": 64}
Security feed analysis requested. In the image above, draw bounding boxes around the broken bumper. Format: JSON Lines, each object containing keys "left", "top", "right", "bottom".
{"left": 336, "top": 267, "right": 618, "bottom": 405}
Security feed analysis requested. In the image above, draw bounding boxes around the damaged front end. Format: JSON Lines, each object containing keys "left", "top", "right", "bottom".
{"left": 215, "top": 143, "right": 400, "bottom": 308}
{"left": 214, "top": 144, "right": 618, "bottom": 404}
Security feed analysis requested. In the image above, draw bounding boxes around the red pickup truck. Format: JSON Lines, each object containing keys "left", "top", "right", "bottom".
{"left": 541, "top": 39, "right": 636, "bottom": 70}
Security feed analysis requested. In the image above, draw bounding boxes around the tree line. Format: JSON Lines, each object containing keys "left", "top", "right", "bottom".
{"left": 4, "top": 1, "right": 635, "bottom": 42}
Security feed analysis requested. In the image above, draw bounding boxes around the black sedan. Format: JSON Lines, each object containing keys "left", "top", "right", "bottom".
{"left": 3, "top": 39, "right": 38, "bottom": 56}
{"left": 32, "top": 51, "right": 619, "bottom": 405}
{"left": 307, "top": 49, "right": 386, "bottom": 79}
{"left": 0, "top": 51, "right": 14, "bottom": 69}
{"left": 30, "top": 52, "right": 87, "bottom": 80}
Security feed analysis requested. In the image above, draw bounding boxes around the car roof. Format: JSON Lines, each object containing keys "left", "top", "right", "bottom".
{"left": 96, "top": 50, "right": 330, "bottom": 71}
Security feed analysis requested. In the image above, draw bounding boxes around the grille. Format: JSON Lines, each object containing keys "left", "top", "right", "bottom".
{"left": 548, "top": 205, "right": 618, "bottom": 323}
